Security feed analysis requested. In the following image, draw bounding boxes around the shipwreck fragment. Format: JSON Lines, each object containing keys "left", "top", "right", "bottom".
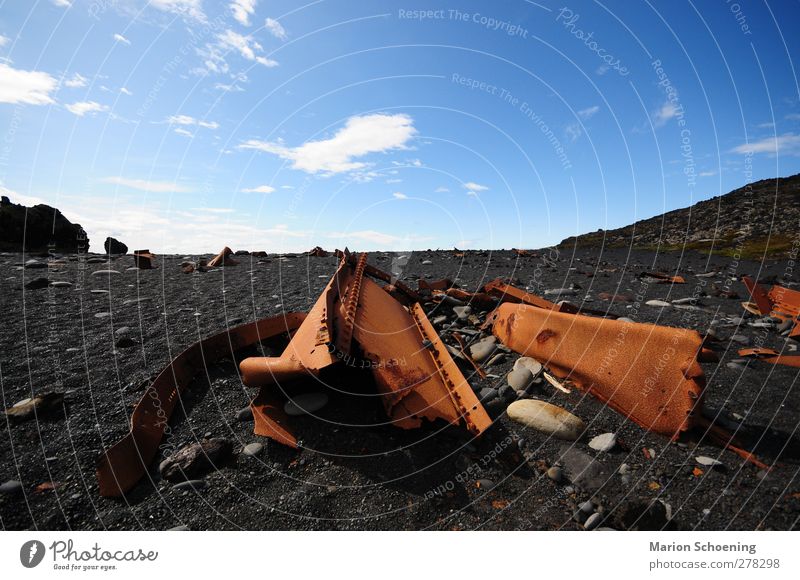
{"left": 207, "top": 246, "right": 238, "bottom": 268}
{"left": 742, "top": 276, "right": 800, "bottom": 339}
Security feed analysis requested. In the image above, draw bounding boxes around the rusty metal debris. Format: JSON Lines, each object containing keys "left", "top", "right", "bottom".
{"left": 640, "top": 271, "right": 685, "bottom": 284}
{"left": 240, "top": 252, "right": 492, "bottom": 441}
{"left": 306, "top": 246, "right": 329, "bottom": 257}
{"left": 743, "top": 276, "right": 800, "bottom": 339}
{"left": 492, "top": 303, "right": 705, "bottom": 438}
{"left": 97, "top": 313, "right": 306, "bottom": 497}
{"left": 133, "top": 249, "right": 155, "bottom": 269}
{"left": 207, "top": 246, "right": 238, "bottom": 268}
{"left": 737, "top": 347, "right": 800, "bottom": 368}
{"left": 99, "top": 252, "right": 492, "bottom": 497}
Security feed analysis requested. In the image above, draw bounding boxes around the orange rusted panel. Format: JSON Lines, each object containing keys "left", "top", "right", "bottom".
{"left": 492, "top": 303, "right": 705, "bottom": 438}
{"left": 133, "top": 249, "right": 155, "bottom": 269}
{"left": 737, "top": 347, "right": 800, "bottom": 368}
{"left": 207, "top": 246, "right": 238, "bottom": 268}
{"left": 483, "top": 278, "right": 561, "bottom": 310}
{"left": 307, "top": 246, "right": 329, "bottom": 257}
{"left": 97, "top": 312, "right": 306, "bottom": 497}
{"left": 743, "top": 276, "right": 800, "bottom": 325}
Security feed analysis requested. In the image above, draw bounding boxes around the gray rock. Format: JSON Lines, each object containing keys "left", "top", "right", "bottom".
{"left": 284, "top": 392, "right": 329, "bottom": 416}
{"left": 477, "top": 478, "right": 495, "bottom": 490}
{"left": 91, "top": 269, "right": 122, "bottom": 276}
{"left": 513, "top": 357, "right": 543, "bottom": 376}
{"left": 432, "top": 315, "right": 448, "bottom": 326}
{"left": 695, "top": 456, "right": 723, "bottom": 467}
{"left": 498, "top": 385, "right": 516, "bottom": 403}
{"left": 452, "top": 306, "right": 472, "bottom": 320}
{"left": 645, "top": 300, "right": 671, "bottom": 307}
{"left": 241, "top": 442, "right": 264, "bottom": 457}
{"left": 172, "top": 479, "right": 207, "bottom": 492}
{"left": 167, "top": 524, "right": 191, "bottom": 531}
{"left": 588, "top": 432, "right": 617, "bottom": 452}
{"left": 469, "top": 338, "right": 496, "bottom": 362}
{"left": 730, "top": 334, "right": 750, "bottom": 345}
{"left": 0, "top": 480, "right": 23, "bottom": 495}
{"left": 486, "top": 353, "right": 506, "bottom": 366}
{"left": 579, "top": 500, "right": 594, "bottom": 514}
{"left": 49, "top": 281, "right": 72, "bottom": 288}
{"left": 544, "top": 288, "right": 578, "bottom": 296}
{"left": 558, "top": 447, "right": 610, "bottom": 491}
{"left": 507, "top": 367, "right": 534, "bottom": 392}
{"left": 114, "top": 326, "right": 131, "bottom": 336}
{"left": 546, "top": 466, "right": 563, "bottom": 483}
{"left": 478, "top": 387, "right": 498, "bottom": 403}
{"left": 24, "top": 259, "right": 47, "bottom": 269}
{"left": 421, "top": 260, "right": 433, "bottom": 265}
{"left": 584, "top": 513, "right": 602, "bottom": 530}
{"left": 617, "top": 317, "right": 634, "bottom": 323}
{"left": 506, "top": 400, "right": 585, "bottom": 440}
{"left": 25, "top": 277, "right": 49, "bottom": 290}
{"left": 159, "top": 438, "right": 233, "bottom": 482}
{"left": 236, "top": 407, "right": 253, "bottom": 421}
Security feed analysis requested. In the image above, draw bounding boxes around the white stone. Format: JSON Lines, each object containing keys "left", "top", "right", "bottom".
{"left": 506, "top": 400, "right": 585, "bottom": 440}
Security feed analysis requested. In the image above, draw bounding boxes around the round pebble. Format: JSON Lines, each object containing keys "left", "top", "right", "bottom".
{"left": 0, "top": 480, "right": 23, "bottom": 495}
{"left": 645, "top": 300, "right": 671, "bottom": 307}
{"left": 507, "top": 367, "right": 534, "bottom": 392}
{"left": 506, "top": 400, "right": 585, "bottom": 440}
{"left": 513, "top": 357, "right": 543, "bottom": 376}
{"left": 546, "top": 466, "right": 563, "bottom": 483}
{"left": 588, "top": 432, "right": 617, "bottom": 452}
{"left": 241, "top": 442, "right": 264, "bottom": 457}
{"left": 584, "top": 512, "right": 602, "bottom": 530}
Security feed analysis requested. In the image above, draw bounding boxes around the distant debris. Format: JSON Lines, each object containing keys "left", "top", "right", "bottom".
{"left": 307, "top": 246, "right": 329, "bottom": 257}
{"left": 104, "top": 236, "right": 128, "bottom": 255}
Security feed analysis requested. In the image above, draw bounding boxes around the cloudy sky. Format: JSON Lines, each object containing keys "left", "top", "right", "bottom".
{"left": 0, "top": 0, "right": 799, "bottom": 253}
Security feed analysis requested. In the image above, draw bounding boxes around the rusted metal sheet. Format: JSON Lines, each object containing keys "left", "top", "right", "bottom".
{"left": 207, "top": 246, "right": 238, "bottom": 268}
{"left": 738, "top": 347, "right": 800, "bottom": 368}
{"left": 133, "top": 249, "right": 155, "bottom": 269}
{"left": 743, "top": 277, "right": 800, "bottom": 338}
{"left": 241, "top": 253, "right": 493, "bottom": 438}
{"left": 482, "top": 278, "right": 616, "bottom": 319}
{"left": 97, "top": 312, "right": 306, "bottom": 497}
{"left": 307, "top": 246, "right": 329, "bottom": 257}
{"left": 492, "top": 303, "right": 705, "bottom": 438}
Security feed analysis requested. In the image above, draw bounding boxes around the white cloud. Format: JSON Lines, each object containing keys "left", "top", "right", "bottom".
{"left": 565, "top": 122, "right": 581, "bottom": 142}
{"left": 101, "top": 176, "right": 191, "bottom": 193}
{"left": 0, "top": 63, "right": 57, "bottom": 105}
{"left": 231, "top": 0, "right": 257, "bottom": 26}
{"left": 64, "top": 72, "right": 88, "bottom": 88}
{"left": 150, "top": 0, "right": 205, "bottom": 22}
{"left": 65, "top": 100, "right": 108, "bottom": 116}
{"left": 238, "top": 113, "right": 417, "bottom": 174}
{"left": 218, "top": 30, "right": 278, "bottom": 67}
{"left": 464, "top": 182, "right": 488, "bottom": 194}
{"left": 52, "top": 0, "right": 72, "bottom": 7}
{"left": 265, "top": 18, "right": 287, "bottom": 40}
{"left": 434, "top": 186, "right": 449, "bottom": 193}
{"left": 174, "top": 127, "right": 194, "bottom": 137}
{"left": 113, "top": 33, "right": 131, "bottom": 45}
{"left": 577, "top": 105, "right": 599, "bottom": 120}
{"left": 0, "top": 35, "right": 9, "bottom": 47}
{"left": 386, "top": 178, "right": 402, "bottom": 184}
{"left": 214, "top": 82, "right": 244, "bottom": 92}
{"left": 653, "top": 101, "right": 680, "bottom": 127}
{"left": 120, "top": 87, "right": 133, "bottom": 96}
{"left": 392, "top": 192, "right": 407, "bottom": 199}
{"left": 167, "top": 114, "right": 219, "bottom": 129}
{"left": 241, "top": 185, "right": 275, "bottom": 193}
{"left": 730, "top": 134, "right": 800, "bottom": 156}
{"left": 698, "top": 171, "right": 717, "bottom": 177}
{"left": 786, "top": 113, "right": 800, "bottom": 121}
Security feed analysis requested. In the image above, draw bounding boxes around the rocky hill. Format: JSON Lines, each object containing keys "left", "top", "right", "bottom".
{"left": 558, "top": 174, "right": 800, "bottom": 258}
{"left": 0, "top": 195, "right": 89, "bottom": 253}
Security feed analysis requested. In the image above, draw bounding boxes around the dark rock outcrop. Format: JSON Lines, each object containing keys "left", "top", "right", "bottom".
{"left": 0, "top": 196, "right": 88, "bottom": 253}
{"left": 104, "top": 237, "right": 128, "bottom": 255}
{"left": 558, "top": 174, "right": 800, "bottom": 258}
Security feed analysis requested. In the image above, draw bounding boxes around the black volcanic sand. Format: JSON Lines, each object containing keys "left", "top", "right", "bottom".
{"left": 1, "top": 248, "right": 799, "bottom": 531}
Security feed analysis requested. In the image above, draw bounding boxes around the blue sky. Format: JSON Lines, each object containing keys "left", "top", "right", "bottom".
{"left": 1, "top": 0, "right": 799, "bottom": 253}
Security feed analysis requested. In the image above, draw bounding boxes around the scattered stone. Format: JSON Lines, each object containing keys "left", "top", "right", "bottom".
{"left": 478, "top": 387, "right": 498, "bottom": 403}
{"left": 546, "top": 466, "right": 563, "bottom": 483}
{"left": 167, "top": 524, "right": 191, "bottom": 531}
{"left": 476, "top": 478, "right": 495, "bottom": 490}
{"left": 452, "top": 305, "right": 471, "bottom": 320}
{"left": 588, "top": 432, "right": 617, "bottom": 452}
{"left": 94, "top": 312, "right": 111, "bottom": 319}
{"left": 4, "top": 392, "right": 65, "bottom": 422}
{"left": 159, "top": 438, "right": 233, "bottom": 482}
{"left": 0, "top": 480, "right": 23, "bottom": 495}
{"left": 49, "top": 281, "right": 72, "bottom": 288}
{"left": 671, "top": 297, "right": 697, "bottom": 305}
{"left": 284, "top": 392, "right": 329, "bottom": 416}
{"left": 579, "top": 500, "right": 594, "bottom": 514}
{"left": 432, "top": 315, "right": 448, "bottom": 326}
{"left": 507, "top": 367, "right": 535, "bottom": 392}
{"left": 618, "top": 463, "right": 630, "bottom": 475}
{"left": 421, "top": 260, "right": 433, "bottom": 265}
{"left": 172, "top": 479, "right": 207, "bottom": 492}
{"left": 114, "top": 326, "right": 131, "bottom": 336}
{"left": 513, "top": 357, "right": 543, "bottom": 376}
{"left": 24, "top": 259, "right": 47, "bottom": 269}
{"left": 91, "top": 269, "right": 121, "bottom": 277}
{"left": 544, "top": 288, "right": 578, "bottom": 296}
{"left": 730, "top": 334, "right": 750, "bottom": 345}
{"left": 469, "top": 338, "right": 497, "bottom": 362}
{"left": 617, "top": 317, "right": 634, "bottom": 323}
{"left": 25, "top": 277, "right": 49, "bottom": 290}
{"left": 645, "top": 300, "right": 671, "bottom": 307}
{"left": 558, "top": 446, "right": 610, "bottom": 491}
{"left": 241, "top": 442, "right": 264, "bottom": 457}
{"left": 584, "top": 512, "right": 602, "bottom": 530}
{"left": 486, "top": 353, "right": 506, "bottom": 366}
{"left": 236, "top": 407, "right": 253, "bottom": 422}
{"left": 506, "top": 400, "right": 585, "bottom": 440}
{"left": 115, "top": 337, "right": 137, "bottom": 348}
{"left": 726, "top": 361, "right": 746, "bottom": 370}
{"left": 695, "top": 456, "right": 723, "bottom": 467}
{"left": 497, "top": 385, "right": 516, "bottom": 403}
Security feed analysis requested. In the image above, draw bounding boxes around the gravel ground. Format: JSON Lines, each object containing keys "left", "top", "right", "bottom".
{"left": 1, "top": 247, "right": 799, "bottom": 531}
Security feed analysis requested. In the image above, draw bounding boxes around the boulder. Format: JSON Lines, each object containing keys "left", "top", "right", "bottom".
{"left": 104, "top": 237, "right": 128, "bottom": 255}
{"left": 0, "top": 196, "right": 88, "bottom": 252}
